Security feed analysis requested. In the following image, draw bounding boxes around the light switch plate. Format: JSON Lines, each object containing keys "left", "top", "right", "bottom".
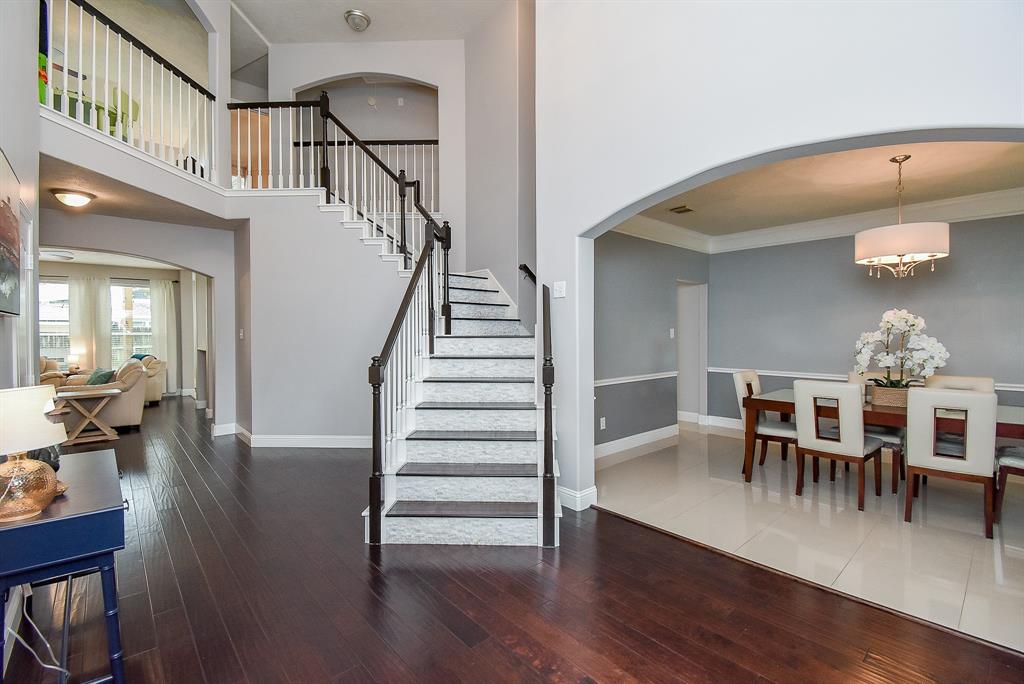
{"left": 670, "top": 328, "right": 675, "bottom": 339}
{"left": 553, "top": 281, "right": 567, "bottom": 298}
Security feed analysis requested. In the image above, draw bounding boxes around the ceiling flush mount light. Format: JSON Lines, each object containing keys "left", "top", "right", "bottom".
{"left": 51, "top": 189, "right": 95, "bottom": 207}
{"left": 854, "top": 155, "right": 949, "bottom": 279}
{"left": 345, "top": 9, "right": 371, "bottom": 32}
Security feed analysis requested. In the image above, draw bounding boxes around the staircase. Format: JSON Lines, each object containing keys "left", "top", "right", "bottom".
{"left": 368, "top": 271, "right": 559, "bottom": 546}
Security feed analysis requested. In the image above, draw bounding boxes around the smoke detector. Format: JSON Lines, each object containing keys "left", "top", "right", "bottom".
{"left": 345, "top": 9, "right": 371, "bottom": 32}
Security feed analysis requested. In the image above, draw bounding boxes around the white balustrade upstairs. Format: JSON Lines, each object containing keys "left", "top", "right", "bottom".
{"left": 41, "top": 0, "right": 216, "bottom": 182}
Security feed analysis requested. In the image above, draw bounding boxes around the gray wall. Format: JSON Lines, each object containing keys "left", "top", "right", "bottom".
{"left": 516, "top": 0, "right": 537, "bottom": 329}
{"left": 594, "top": 231, "right": 709, "bottom": 444}
{"left": 707, "top": 215, "right": 1024, "bottom": 418}
{"left": 299, "top": 79, "right": 439, "bottom": 140}
{"left": 234, "top": 224, "right": 252, "bottom": 432}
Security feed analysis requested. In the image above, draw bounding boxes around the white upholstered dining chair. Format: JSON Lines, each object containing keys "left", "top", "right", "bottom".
{"left": 794, "top": 380, "right": 883, "bottom": 510}
{"left": 848, "top": 372, "right": 907, "bottom": 493}
{"left": 904, "top": 388, "right": 997, "bottom": 538}
{"left": 996, "top": 446, "right": 1024, "bottom": 522}
{"left": 733, "top": 370, "right": 796, "bottom": 471}
{"left": 924, "top": 375, "right": 995, "bottom": 392}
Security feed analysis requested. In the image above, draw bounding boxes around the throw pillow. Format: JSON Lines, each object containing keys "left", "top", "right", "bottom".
{"left": 86, "top": 369, "right": 116, "bottom": 385}
{"left": 130, "top": 353, "right": 153, "bottom": 361}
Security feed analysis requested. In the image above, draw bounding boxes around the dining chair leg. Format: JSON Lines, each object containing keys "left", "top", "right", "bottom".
{"left": 873, "top": 451, "right": 882, "bottom": 497}
{"left": 904, "top": 468, "right": 916, "bottom": 522}
{"left": 996, "top": 467, "right": 1009, "bottom": 522}
{"left": 913, "top": 473, "right": 920, "bottom": 498}
{"left": 780, "top": 443, "right": 788, "bottom": 461}
{"left": 857, "top": 461, "right": 866, "bottom": 510}
{"left": 759, "top": 439, "right": 768, "bottom": 466}
{"left": 922, "top": 475, "right": 928, "bottom": 487}
{"left": 984, "top": 477, "right": 994, "bottom": 539}
{"left": 844, "top": 462, "right": 850, "bottom": 472}
{"left": 890, "top": 449, "right": 900, "bottom": 494}
{"left": 829, "top": 459, "right": 836, "bottom": 482}
{"left": 899, "top": 450, "right": 906, "bottom": 481}
{"left": 812, "top": 457, "right": 819, "bottom": 483}
{"left": 795, "top": 450, "right": 805, "bottom": 497}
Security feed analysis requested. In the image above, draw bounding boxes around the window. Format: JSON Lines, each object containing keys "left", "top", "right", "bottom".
{"left": 110, "top": 280, "right": 152, "bottom": 366}
{"left": 39, "top": 278, "right": 71, "bottom": 368}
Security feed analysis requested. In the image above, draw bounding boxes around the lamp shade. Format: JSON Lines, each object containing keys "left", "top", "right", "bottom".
{"left": 854, "top": 222, "right": 950, "bottom": 265}
{"left": 0, "top": 385, "right": 67, "bottom": 455}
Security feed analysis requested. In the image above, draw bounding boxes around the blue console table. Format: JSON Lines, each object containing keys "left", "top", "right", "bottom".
{"left": 0, "top": 449, "right": 126, "bottom": 684}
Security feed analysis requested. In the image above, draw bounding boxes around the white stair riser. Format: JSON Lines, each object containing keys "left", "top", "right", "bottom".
{"left": 447, "top": 288, "right": 506, "bottom": 304}
{"left": 421, "top": 381, "right": 534, "bottom": 403}
{"left": 449, "top": 275, "right": 492, "bottom": 288}
{"left": 451, "top": 318, "right": 525, "bottom": 335}
{"left": 415, "top": 408, "right": 536, "bottom": 432}
{"left": 384, "top": 517, "right": 538, "bottom": 545}
{"left": 434, "top": 336, "right": 534, "bottom": 356}
{"left": 397, "top": 476, "right": 537, "bottom": 502}
{"left": 404, "top": 439, "right": 537, "bottom": 464}
{"left": 429, "top": 357, "right": 535, "bottom": 378}
{"left": 451, "top": 303, "right": 515, "bottom": 319}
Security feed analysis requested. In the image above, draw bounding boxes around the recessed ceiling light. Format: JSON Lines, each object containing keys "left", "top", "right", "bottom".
{"left": 345, "top": 9, "right": 371, "bottom": 32}
{"left": 669, "top": 205, "right": 693, "bottom": 214}
{"left": 51, "top": 189, "right": 95, "bottom": 207}
{"left": 40, "top": 249, "right": 75, "bottom": 261}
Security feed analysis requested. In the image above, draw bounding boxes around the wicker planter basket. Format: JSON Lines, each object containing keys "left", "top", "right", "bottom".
{"left": 871, "top": 386, "right": 909, "bottom": 408}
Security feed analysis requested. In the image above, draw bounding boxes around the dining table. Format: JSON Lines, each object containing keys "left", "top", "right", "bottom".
{"left": 741, "top": 388, "right": 1024, "bottom": 482}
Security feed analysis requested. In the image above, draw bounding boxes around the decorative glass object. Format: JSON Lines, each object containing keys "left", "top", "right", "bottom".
{"left": 0, "top": 385, "right": 69, "bottom": 522}
{"left": 0, "top": 453, "right": 61, "bottom": 522}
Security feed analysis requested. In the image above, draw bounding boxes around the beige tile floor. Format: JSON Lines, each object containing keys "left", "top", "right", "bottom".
{"left": 595, "top": 423, "right": 1024, "bottom": 653}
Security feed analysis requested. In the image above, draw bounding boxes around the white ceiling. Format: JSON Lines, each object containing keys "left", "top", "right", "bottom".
{"left": 39, "top": 248, "right": 179, "bottom": 270}
{"left": 231, "top": 0, "right": 505, "bottom": 43}
{"left": 639, "top": 142, "right": 1024, "bottom": 236}
{"left": 40, "top": 155, "right": 244, "bottom": 230}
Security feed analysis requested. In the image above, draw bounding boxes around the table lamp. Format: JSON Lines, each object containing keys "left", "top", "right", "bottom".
{"left": 67, "top": 354, "right": 80, "bottom": 373}
{"left": 0, "top": 385, "right": 69, "bottom": 522}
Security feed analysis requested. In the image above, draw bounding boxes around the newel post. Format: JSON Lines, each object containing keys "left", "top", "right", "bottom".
{"left": 441, "top": 220, "right": 452, "bottom": 335}
{"left": 368, "top": 356, "right": 384, "bottom": 544}
{"left": 318, "top": 90, "right": 331, "bottom": 201}
{"left": 398, "top": 170, "right": 408, "bottom": 269}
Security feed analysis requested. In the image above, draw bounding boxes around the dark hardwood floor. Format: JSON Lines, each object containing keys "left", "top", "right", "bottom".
{"left": 7, "top": 398, "right": 1021, "bottom": 683}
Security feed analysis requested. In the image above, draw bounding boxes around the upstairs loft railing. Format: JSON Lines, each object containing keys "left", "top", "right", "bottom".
{"left": 228, "top": 94, "right": 440, "bottom": 264}
{"left": 39, "top": 0, "right": 216, "bottom": 181}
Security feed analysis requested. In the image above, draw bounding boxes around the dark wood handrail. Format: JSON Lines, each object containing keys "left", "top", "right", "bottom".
{"left": 69, "top": 0, "right": 215, "bottom": 100}
{"left": 541, "top": 284, "right": 555, "bottom": 547}
{"left": 226, "top": 100, "right": 319, "bottom": 110}
{"left": 289, "top": 139, "right": 440, "bottom": 147}
{"left": 519, "top": 263, "right": 537, "bottom": 284}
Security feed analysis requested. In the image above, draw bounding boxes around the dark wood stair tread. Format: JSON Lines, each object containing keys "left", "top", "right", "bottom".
{"left": 422, "top": 377, "right": 533, "bottom": 383}
{"left": 451, "top": 317, "right": 522, "bottom": 322}
{"left": 407, "top": 430, "right": 536, "bottom": 441}
{"left": 450, "top": 300, "right": 510, "bottom": 307}
{"left": 397, "top": 463, "right": 536, "bottom": 477}
{"left": 430, "top": 355, "right": 533, "bottom": 360}
{"left": 451, "top": 273, "right": 489, "bottom": 280}
{"left": 439, "top": 335, "right": 534, "bottom": 339}
{"left": 386, "top": 501, "right": 536, "bottom": 518}
{"left": 416, "top": 402, "right": 535, "bottom": 410}
{"left": 450, "top": 285, "right": 499, "bottom": 293}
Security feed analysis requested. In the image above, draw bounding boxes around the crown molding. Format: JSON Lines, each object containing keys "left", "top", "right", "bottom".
{"left": 612, "top": 215, "right": 711, "bottom": 253}
{"left": 611, "top": 187, "right": 1024, "bottom": 255}
{"left": 709, "top": 187, "right": 1024, "bottom": 254}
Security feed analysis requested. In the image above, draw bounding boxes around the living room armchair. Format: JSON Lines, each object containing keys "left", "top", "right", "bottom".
{"left": 59, "top": 359, "right": 147, "bottom": 429}
{"left": 139, "top": 356, "right": 168, "bottom": 404}
{"left": 40, "top": 356, "right": 65, "bottom": 389}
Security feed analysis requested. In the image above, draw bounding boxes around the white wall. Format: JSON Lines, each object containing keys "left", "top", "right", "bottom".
{"left": 39, "top": 208, "right": 237, "bottom": 430}
{"left": 535, "top": 0, "right": 1024, "bottom": 506}
{"left": 298, "top": 79, "right": 439, "bottom": 140}
{"left": 268, "top": 40, "right": 467, "bottom": 271}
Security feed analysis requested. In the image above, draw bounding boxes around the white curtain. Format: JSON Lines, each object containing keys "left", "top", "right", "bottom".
{"left": 151, "top": 279, "right": 178, "bottom": 394}
{"left": 69, "top": 276, "right": 111, "bottom": 370}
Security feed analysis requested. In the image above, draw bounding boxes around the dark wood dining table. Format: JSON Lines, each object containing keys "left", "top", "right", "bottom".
{"left": 741, "top": 388, "right": 1024, "bottom": 482}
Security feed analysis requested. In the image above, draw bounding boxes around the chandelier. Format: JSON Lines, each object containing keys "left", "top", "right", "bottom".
{"left": 854, "top": 155, "right": 949, "bottom": 278}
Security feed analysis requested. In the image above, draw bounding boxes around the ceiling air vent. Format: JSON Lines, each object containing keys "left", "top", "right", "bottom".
{"left": 668, "top": 205, "right": 693, "bottom": 214}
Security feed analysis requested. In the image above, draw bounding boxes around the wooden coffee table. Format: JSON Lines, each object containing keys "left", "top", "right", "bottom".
{"left": 52, "top": 387, "right": 123, "bottom": 446}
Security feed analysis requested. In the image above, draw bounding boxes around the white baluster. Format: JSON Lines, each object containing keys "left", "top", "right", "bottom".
{"left": 46, "top": 0, "right": 53, "bottom": 108}
{"left": 148, "top": 54, "right": 154, "bottom": 153}
{"left": 177, "top": 77, "right": 183, "bottom": 167}
{"left": 277, "top": 107, "right": 284, "bottom": 188}
{"left": 76, "top": 0, "right": 83, "bottom": 122}
{"left": 288, "top": 108, "right": 294, "bottom": 188}
{"left": 333, "top": 125, "right": 339, "bottom": 202}
{"left": 90, "top": 14, "right": 97, "bottom": 127}
{"left": 308, "top": 107, "right": 315, "bottom": 188}
{"left": 115, "top": 34, "right": 122, "bottom": 139}
{"left": 235, "top": 108, "right": 241, "bottom": 188}
{"left": 158, "top": 64, "right": 164, "bottom": 160}
{"left": 256, "top": 106, "right": 262, "bottom": 188}
{"left": 62, "top": 0, "right": 69, "bottom": 115}
{"left": 126, "top": 39, "right": 132, "bottom": 140}
{"left": 186, "top": 85, "right": 193, "bottom": 171}
{"left": 246, "top": 108, "right": 252, "bottom": 188}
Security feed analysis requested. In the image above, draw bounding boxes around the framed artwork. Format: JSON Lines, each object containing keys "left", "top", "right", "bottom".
{"left": 0, "top": 150, "right": 22, "bottom": 316}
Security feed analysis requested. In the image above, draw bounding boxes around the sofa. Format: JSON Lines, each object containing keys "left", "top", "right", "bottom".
{"left": 59, "top": 358, "right": 147, "bottom": 429}
{"left": 139, "top": 355, "right": 168, "bottom": 404}
{"left": 40, "top": 356, "right": 65, "bottom": 388}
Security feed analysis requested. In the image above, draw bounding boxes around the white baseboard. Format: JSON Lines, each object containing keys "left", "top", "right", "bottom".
{"left": 181, "top": 388, "right": 196, "bottom": 398}
{"left": 595, "top": 424, "right": 679, "bottom": 460}
{"left": 205, "top": 408, "right": 213, "bottom": 419}
{"left": 677, "top": 410, "right": 701, "bottom": 423}
{"left": 211, "top": 422, "right": 237, "bottom": 437}
{"left": 558, "top": 485, "right": 597, "bottom": 511}
{"left": 242, "top": 433, "right": 371, "bottom": 448}
{"left": 195, "top": 399, "right": 208, "bottom": 409}
{"left": 705, "top": 415, "right": 744, "bottom": 431}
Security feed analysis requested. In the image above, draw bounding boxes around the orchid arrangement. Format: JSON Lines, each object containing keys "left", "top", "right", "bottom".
{"left": 854, "top": 309, "right": 949, "bottom": 388}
